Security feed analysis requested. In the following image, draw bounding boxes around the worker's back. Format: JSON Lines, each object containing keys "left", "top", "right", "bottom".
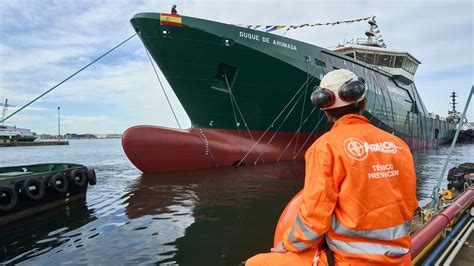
{"left": 314, "top": 114, "right": 418, "bottom": 265}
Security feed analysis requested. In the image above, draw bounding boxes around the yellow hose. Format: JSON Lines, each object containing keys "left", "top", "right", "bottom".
{"left": 412, "top": 232, "right": 442, "bottom": 265}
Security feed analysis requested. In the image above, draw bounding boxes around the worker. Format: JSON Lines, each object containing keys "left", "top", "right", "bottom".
{"left": 246, "top": 69, "right": 418, "bottom": 265}
{"left": 171, "top": 4, "right": 178, "bottom": 15}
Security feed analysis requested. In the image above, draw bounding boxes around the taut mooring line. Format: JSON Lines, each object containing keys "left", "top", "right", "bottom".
{"left": 1, "top": 33, "right": 137, "bottom": 123}
{"left": 143, "top": 47, "right": 182, "bottom": 129}
{"left": 431, "top": 85, "right": 473, "bottom": 212}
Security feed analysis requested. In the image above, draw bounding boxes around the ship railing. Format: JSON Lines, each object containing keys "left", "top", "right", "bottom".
{"left": 356, "top": 38, "right": 383, "bottom": 47}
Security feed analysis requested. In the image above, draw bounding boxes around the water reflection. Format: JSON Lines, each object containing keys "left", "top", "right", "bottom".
{"left": 1, "top": 139, "right": 472, "bottom": 265}
{"left": 126, "top": 162, "right": 304, "bottom": 265}
{"left": 412, "top": 144, "right": 474, "bottom": 206}
{"left": 0, "top": 198, "right": 96, "bottom": 264}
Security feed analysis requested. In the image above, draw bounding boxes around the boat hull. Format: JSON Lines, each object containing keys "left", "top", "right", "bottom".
{"left": 122, "top": 125, "right": 318, "bottom": 173}
{"left": 124, "top": 13, "right": 456, "bottom": 173}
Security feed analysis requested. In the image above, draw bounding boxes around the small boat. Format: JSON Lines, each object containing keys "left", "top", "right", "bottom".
{"left": 0, "top": 163, "right": 96, "bottom": 225}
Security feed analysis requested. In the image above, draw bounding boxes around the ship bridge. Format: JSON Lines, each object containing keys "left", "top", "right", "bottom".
{"left": 333, "top": 18, "right": 421, "bottom": 84}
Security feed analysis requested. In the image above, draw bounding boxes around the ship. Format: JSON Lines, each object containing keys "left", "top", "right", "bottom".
{"left": 0, "top": 125, "right": 37, "bottom": 143}
{"left": 0, "top": 100, "right": 37, "bottom": 143}
{"left": 122, "top": 13, "right": 456, "bottom": 173}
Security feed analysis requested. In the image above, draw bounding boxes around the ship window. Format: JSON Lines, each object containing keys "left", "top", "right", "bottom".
{"left": 365, "top": 53, "right": 375, "bottom": 64}
{"left": 394, "top": 56, "right": 404, "bottom": 68}
{"left": 356, "top": 52, "right": 376, "bottom": 65}
{"left": 376, "top": 54, "right": 391, "bottom": 67}
{"left": 389, "top": 56, "right": 395, "bottom": 67}
{"left": 304, "top": 55, "right": 310, "bottom": 62}
{"left": 355, "top": 52, "right": 365, "bottom": 62}
{"left": 315, "top": 58, "right": 326, "bottom": 67}
{"left": 345, "top": 53, "right": 354, "bottom": 58}
{"left": 402, "top": 58, "right": 417, "bottom": 74}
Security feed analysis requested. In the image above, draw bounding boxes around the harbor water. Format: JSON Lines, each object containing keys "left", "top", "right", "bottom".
{"left": 1, "top": 139, "right": 473, "bottom": 265}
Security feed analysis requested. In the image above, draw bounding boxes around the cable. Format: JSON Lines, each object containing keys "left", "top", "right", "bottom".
{"left": 143, "top": 44, "right": 182, "bottom": 129}
{"left": 431, "top": 86, "right": 473, "bottom": 212}
{"left": 292, "top": 115, "right": 325, "bottom": 160}
{"left": 1, "top": 33, "right": 137, "bottom": 123}
{"left": 277, "top": 108, "right": 320, "bottom": 162}
{"left": 236, "top": 73, "right": 315, "bottom": 167}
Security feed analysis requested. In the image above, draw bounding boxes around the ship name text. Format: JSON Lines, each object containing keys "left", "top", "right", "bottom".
{"left": 239, "top": 31, "right": 297, "bottom": 51}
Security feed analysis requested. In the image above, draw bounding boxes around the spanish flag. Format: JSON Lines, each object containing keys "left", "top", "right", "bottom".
{"left": 160, "top": 13, "right": 182, "bottom": 27}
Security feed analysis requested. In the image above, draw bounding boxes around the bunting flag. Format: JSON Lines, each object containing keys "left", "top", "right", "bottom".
{"left": 237, "top": 16, "right": 374, "bottom": 34}
{"left": 266, "top": 25, "right": 286, "bottom": 32}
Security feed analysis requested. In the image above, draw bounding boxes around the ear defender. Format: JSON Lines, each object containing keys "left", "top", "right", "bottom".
{"left": 338, "top": 77, "right": 366, "bottom": 103}
{"left": 311, "top": 77, "right": 366, "bottom": 109}
{"left": 310, "top": 87, "right": 336, "bottom": 109}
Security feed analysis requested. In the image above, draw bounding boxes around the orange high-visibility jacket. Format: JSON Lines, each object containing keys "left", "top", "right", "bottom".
{"left": 283, "top": 114, "right": 418, "bottom": 265}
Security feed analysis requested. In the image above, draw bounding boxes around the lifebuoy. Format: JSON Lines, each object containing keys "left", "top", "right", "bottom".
{"left": 21, "top": 177, "right": 45, "bottom": 201}
{"left": 49, "top": 173, "right": 69, "bottom": 193}
{"left": 68, "top": 169, "right": 87, "bottom": 188}
{"left": 87, "top": 169, "right": 97, "bottom": 186}
{"left": 0, "top": 185, "right": 18, "bottom": 211}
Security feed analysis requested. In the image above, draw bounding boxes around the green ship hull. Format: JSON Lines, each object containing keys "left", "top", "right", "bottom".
{"left": 122, "top": 13, "right": 456, "bottom": 173}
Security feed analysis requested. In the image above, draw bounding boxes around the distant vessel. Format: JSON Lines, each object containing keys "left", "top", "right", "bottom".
{"left": 446, "top": 91, "right": 470, "bottom": 130}
{"left": 123, "top": 13, "right": 456, "bottom": 173}
{"left": 1, "top": 99, "right": 36, "bottom": 143}
{"left": 0, "top": 125, "right": 37, "bottom": 143}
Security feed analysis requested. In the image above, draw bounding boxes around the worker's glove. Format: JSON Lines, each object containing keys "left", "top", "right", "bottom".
{"left": 270, "top": 241, "right": 287, "bottom": 253}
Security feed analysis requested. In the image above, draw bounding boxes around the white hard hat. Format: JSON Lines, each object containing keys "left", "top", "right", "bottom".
{"left": 319, "top": 69, "right": 366, "bottom": 110}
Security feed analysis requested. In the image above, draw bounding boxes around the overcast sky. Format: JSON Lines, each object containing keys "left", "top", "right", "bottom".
{"left": 0, "top": 0, "right": 472, "bottom": 134}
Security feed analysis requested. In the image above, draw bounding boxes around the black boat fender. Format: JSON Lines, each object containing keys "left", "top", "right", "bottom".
{"left": 49, "top": 173, "right": 69, "bottom": 194}
{"left": 87, "top": 169, "right": 97, "bottom": 186}
{"left": 21, "top": 177, "right": 45, "bottom": 201}
{"left": 0, "top": 185, "right": 18, "bottom": 211}
{"left": 68, "top": 169, "right": 87, "bottom": 188}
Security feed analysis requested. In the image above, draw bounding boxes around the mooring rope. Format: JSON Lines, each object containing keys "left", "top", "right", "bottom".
{"left": 1, "top": 33, "right": 137, "bottom": 123}
{"left": 142, "top": 42, "right": 182, "bottom": 129}
{"left": 253, "top": 62, "right": 320, "bottom": 164}
{"left": 292, "top": 115, "right": 326, "bottom": 160}
{"left": 223, "top": 74, "right": 245, "bottom": 155}
{"left": 431, "top": 86, "right": 473, "bottom": 213}
{"left": 276, "top": 108, "right": 320, "bottom": 162}
{"left": 294, "top": 56, "right": 311, "bottom": 155}
{"left": 236, "top": 68, "right": 318, "bottom": 167}
{"left": 224, "top": 73, "right": 265, "bottom": 159}
{"left": 253, "top": 87, "right": 309, "bottom": 164}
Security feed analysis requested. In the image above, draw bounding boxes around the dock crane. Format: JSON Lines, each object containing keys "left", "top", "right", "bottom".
{"left": 0, "top": 99, "right": 16, "bottom": 123}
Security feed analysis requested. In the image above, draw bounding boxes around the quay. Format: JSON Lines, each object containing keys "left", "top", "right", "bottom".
{"left": 0, "top": 139, "right": 69, "bottom": 147}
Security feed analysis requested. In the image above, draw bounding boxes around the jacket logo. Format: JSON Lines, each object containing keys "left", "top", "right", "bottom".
{"left": 344, "top": 138, "right": 400, "bottom": 161}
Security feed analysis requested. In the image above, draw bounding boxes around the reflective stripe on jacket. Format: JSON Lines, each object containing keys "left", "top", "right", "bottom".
{"left": 283, "top": 114, "right": 418, "bottom": 265}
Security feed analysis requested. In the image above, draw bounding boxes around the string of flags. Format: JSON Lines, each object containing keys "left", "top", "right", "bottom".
{"left": 371, "top": 22, "right": 387, "bottom": 48}
{"left": 237, "top": 16, "right": 374, "bottom": 35}
{"left": 369, "top": 16, "right": 387, "bottom": 48}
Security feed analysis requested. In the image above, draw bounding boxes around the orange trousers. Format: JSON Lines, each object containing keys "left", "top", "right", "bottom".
{"left": 246, "top": 250, "right": 411, "bottom": 266}
{"left": 246, "top": 249, "right": 329, "bottom": 266}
